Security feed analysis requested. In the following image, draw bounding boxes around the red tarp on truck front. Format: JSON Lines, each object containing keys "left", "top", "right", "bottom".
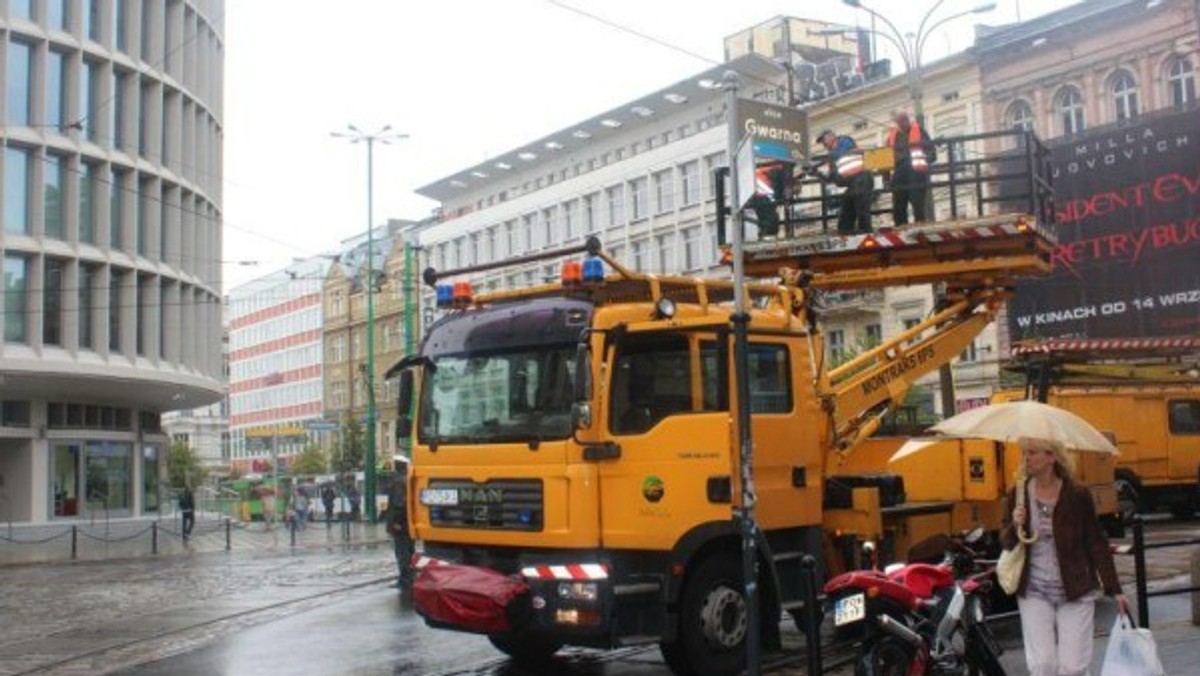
{"left": 413, "top": 563, "right": 529, "bottom": 634}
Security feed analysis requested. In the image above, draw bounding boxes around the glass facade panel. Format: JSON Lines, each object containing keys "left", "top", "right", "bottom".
{"left": 4, "top": 147, "right": 30, "bottom": 233}
{"left": 79, "top": 163, "right": 95, "bottom": 243}
{"left": 44, "top": 155, "right": 65, "bottom": 239}
{"left": 9, "top": 0, "right": 32, "bottom": 20}
{"left": 143, "top": 445, "right": 161, "bottom": 513}
{"left": 48, "top": 0, "right": 68, "bottom": 30}
{"left": 44, "top": 258, "right": 65, "bottom": 345}
{"left": 79, "top": 265, "right": 95, "bottom": 349}
{"left": 3, "top": 255, "right": 28, "bottom": 343}
{"left": 53, "top": 442, "right": 82, "bottom": 517}
{"left": 85, "top": 441, "right": 132, "bottom": 512}
{"left": 6, "top": 41, "right": 31, "bottom": 126}
{"left": 80, "top": 61, "right": 99, "bottom": 140}
{"left": 110, "top": 169, "right": 124, "bottom": 248}
{"left": 47, "top": 51, "right": 66, "bottom": 129}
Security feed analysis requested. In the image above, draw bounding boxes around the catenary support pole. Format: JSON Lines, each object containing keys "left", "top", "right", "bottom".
{"left": 724, "top": 69, "right": 761, "bottom": 676}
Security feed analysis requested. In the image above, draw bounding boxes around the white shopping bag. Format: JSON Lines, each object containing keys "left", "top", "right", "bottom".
{"left": 1100, "top": 614, "right": 1165, "bottom": 676}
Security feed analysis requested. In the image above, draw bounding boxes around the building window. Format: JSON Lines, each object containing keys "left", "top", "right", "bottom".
{"left": 83, "top": 0, "right": 101, "bottom": 40}
{"left": 865, "top": 323, "right": 882, "bottom": 347}
{"left": 110, "top": 168, "right": 126, "bottom": 248}
{"left": 606, "top": 185, "right": 624, "bottom": 226}
{"left": 1055, "top": 85, "right": 1085, "bottom": 136}
{"left": 79, "top": 265, "right": 97, "bottom": 350}
{"left": 47, "top": 51, "right": 67, "bottom": 130}
{"left": 680, "top": 160, "right": 700, "bottom": 206}
{"left": 630, "top": 177, "right": 648, "bottom": 220}
{"left": 44, "top": 154, "right": 66, "bottom": 239}
{"left": 632, "top": 239, "right": 649, "bottom": 272}
{"left": 1110, "top": 69, "right": 1139, "bottom": 123}
{"left": 541, "top": 207, "right": 556, "bottom": 248}
{"left": 6, "top": 41, "right": 31, "bottom": 126}
{"left": 4, "top": 146, "right": 31, "bottom": 234}
{"left": 653, "top": 169, "right": 674, "bottom": 213}
{"left": 85, "top": 441, "right": 132, "bottom": 512}
{"left": 9, "top": 0, "right": 31, "bottom": 20}
{"left": 43, "top": 258, "right": 66, "bottom": 346}
{"left": 583, "top": 193, "right": 597, "bottom": 233}
{"left": 704, "top": 152, "right": 726, "bottom": 200}
{"left": 960, "top": 340, "right": 979, "bottom": 363}
{"left": 114, "top": 0, "right": 128, "bottom": 51}
{"left": 81, "top": 60, "right": 100, "bottom": 141}
{"left": 505, "top": 220, "right": 517, "bottom": 256}
{"left": 112, "top": 71, "right": 128, "bottom": 149}
{"left": 109, "top": 269, "right": 124, "bottom": 352}
{"left": 143, "top": 445, "right": 161, "bottom": 514}
{"left": 3, "top": 254, "right": 29, "bottom": 343}
{"left": 828, "top": 329, "right": 845, "bottom": 363}
{"left": 1166, "top": 57, "right": 1195, "bottom": 109}
{"left": 562, "top": 200, "right": 577, "bottom": 241}
{"left": 656, "top": 233, "right": 673, "bottom": 271}
{"left": 522, "top": 214, "right": 535, "bottom": 251}
{"left": 1005, "top": 99, "right": 1034, "bottom": 131}
{"left": 78, "top": 163, "right": 96, "bottom": 243}
{"left": 682, "top": 226, "right": 702, "bottom": 271}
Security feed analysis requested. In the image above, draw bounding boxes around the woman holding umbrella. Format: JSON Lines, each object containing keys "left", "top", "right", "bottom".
{"left": 1002, "top": 436, "right": 1130, "bottom": 676}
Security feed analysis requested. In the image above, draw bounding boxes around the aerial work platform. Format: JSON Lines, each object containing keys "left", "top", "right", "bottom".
{"left": 742, "top": 213, "right": 1057, "bottom": 290}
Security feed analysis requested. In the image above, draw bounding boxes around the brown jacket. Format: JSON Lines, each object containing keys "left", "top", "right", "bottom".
{"left": 1001, "top": 477, "right": 1122, "bottom": 601}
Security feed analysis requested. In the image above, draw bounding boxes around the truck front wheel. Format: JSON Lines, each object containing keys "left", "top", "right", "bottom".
{"left": 660, "top": 553, "right": 747, "bottom": 676}
{"left": 487, "top": 634, "right": 562, "bottom": 665}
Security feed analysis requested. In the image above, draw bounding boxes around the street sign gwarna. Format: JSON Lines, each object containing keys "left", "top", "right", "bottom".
{"left": 734, "top": 99, "right": 809, "bottom": 163}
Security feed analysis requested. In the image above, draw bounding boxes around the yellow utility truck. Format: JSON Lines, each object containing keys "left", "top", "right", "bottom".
{"left": 1002, "top": 337, "right": 1200, "bottom": 519}
{"left": 389, "top": 139, "right": 1057, "bottom": 676}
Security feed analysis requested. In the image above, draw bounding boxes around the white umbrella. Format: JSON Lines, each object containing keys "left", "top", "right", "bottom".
{"left": 929, "top": 400, "right": 1117, "bottom": 454}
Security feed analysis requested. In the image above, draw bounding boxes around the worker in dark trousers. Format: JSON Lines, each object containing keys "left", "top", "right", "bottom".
{"left": 886, "top": 110, "right": 936, "bottom": 225}
{"left": 384, "top": 461, "right": 414, "bottom": 598}
{"left": 813, "top": 129, "right": 874, "bottom": 235}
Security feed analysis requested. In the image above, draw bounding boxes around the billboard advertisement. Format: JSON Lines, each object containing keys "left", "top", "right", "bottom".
{"left": 1008, "top": 109, "right": 1200, "bottom": 339}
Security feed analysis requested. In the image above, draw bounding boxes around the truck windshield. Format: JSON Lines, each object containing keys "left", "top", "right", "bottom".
{"left": 419, "top": 345, "right": 577, "bottom": 444}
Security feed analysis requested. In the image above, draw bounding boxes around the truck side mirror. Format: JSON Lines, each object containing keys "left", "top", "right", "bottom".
{"left": 571, "top": 339, "right": 593, "bottom": 430}
{"left": 396, "top": 370, "right": 414, "bottom": 439}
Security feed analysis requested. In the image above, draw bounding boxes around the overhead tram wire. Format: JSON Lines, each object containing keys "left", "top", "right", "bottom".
{"left": 545, "top": 0, "right": 893, "bottom": 129}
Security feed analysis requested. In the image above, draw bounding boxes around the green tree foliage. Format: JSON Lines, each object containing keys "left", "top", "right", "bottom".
{"left": 330, "top": 415, "right": 365, "bottom": 474}
{"left": 168, "top": 441, "right": 209, "bottom": 488}
{"left": 290, "top": 443, "right": 328, "bottom": 476}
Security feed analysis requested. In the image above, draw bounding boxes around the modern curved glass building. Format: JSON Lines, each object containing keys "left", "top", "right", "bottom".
{"left": 1, "top": 1, "right": 224, "bottom": 524}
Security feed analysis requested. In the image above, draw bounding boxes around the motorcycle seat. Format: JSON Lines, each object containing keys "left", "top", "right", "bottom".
{"left": 887, "top": 563, "right": 954, "bottom": 599}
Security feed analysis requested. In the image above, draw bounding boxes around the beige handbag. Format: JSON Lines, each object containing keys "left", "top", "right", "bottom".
{"left": 997, "top": 471, "right": 1038, "bottom": 595}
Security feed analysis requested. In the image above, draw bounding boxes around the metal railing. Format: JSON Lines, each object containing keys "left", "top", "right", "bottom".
{"left": 1120, "top": 516, "right": 1200, "bottom": 628}
{"left": 750, "top": 128, "right": 1055, "bottom": 239}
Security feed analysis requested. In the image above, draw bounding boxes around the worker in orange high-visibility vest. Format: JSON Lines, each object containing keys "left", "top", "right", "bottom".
{"left": 812, "top": 129, "right": 874, "bottom": 235}
{"left": 886, "top": 110, "right": 936, "bottom": 225}
{"left": 750, "top": 162, "right": 790, "bottom": 239}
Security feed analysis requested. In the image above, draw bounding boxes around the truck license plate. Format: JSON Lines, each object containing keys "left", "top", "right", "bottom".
{"left": 420, "top": 488, "right": 459, "bottom": 506}
{"left": 834, "top": 593, "right": 865, "bottom": 626}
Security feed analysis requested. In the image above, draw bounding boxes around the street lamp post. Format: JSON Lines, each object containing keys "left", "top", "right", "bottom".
{"left": 843, "top": 0, "right": 995, "bottom": 418}
{"left": 331, "top": 124, "right": 408, "bottom": 523}
{"left": 843, "top": 0, "right": 996, "bottom": 125}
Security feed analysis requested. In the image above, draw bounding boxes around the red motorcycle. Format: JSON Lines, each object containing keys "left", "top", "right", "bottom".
{"left": 823, "top": 529, "right": 1006, "bottom": 676}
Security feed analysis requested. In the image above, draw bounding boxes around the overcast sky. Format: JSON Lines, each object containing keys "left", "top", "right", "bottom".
{"left": 221, "top": 0, "right": 1075, "bottom": 290}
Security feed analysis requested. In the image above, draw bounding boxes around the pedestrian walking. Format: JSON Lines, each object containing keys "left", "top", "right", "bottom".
{"left": 885, "top": 110, "right": 936, "bottom": 225}
{"left": 384, "top": 461, "right": 414, "bottom": 594}
{"left": 179, "top": 485, "right": 195, "bottom": 541}
{"left": 289, "top": 488, "right": 309, "bottom": 531}
{"left": 321, "top": 484, "right": 336, "bottom": 525}
{"left": 347, "top": 483, "right": 361, "bottom": 522}
{"left": 1001, "top": 436, "right": 1130, "bottom": 676}
{"left": 812, "top": 129, "right": 874, "bottom": 235}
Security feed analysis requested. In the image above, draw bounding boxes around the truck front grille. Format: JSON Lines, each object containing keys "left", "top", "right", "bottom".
{"left": 426, "top": 479, "right": 543, "bottom": 531}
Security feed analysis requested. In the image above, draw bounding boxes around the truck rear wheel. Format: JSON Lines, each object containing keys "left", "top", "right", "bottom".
{"left": 487, "top": 634, "right": 562, "bottom": 665}
{"left": 660, "top": 553, "right": 746, "bottom": 676}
